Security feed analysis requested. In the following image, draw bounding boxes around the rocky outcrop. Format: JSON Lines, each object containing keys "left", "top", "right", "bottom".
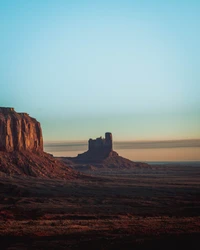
{"left": 73, "top": 132, "right": 117, "bottom": 163}
{"left": 61, "top": 132, "right": 150, "bottom": 169}
{"left": 0, "top": 107, "right": 43, "bottom": 152}
{"left": 0, "top": 151, "right": 79, "bottom": 179}
{"left": 89, "top": 132, "right": 113, "bottom": 155}
{"left": 73, "top": 149, "right": 119, "bottom": 163}
{"left": 0, "top": 107, "right": 79, "bottom": 179}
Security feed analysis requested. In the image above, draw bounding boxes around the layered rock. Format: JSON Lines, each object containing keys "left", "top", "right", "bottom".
{"left": 0, "top": 107, "right": 43, "bottom": 152}
{"left": 0, "top": 107, "right": 79, "bottom": 179}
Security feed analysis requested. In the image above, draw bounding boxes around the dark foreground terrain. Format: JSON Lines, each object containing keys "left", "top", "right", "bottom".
{"left": 0, "top": 164, "right": 200, "bottom": 249}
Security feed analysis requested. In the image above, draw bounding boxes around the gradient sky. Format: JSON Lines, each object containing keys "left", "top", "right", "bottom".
{"left": 0, "top": 0, "right": 200, "bottom": 141}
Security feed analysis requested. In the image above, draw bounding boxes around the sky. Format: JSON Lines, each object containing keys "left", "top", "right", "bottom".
{"left": 0, "top": 0, "right": 200, "bottom": 142}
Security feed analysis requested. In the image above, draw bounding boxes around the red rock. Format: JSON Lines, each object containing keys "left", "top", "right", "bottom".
{"left": 0, "top": 107, "right": 43, "bottom": 152}
{"left": 0, "top": 107, "right": 79, "bottom": 179}
{"left": 0, "top": 150, "right": 79, "bottom": 179}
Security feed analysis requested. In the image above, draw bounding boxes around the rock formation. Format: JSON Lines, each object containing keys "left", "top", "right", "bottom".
{"left": 0, "top": 150, "right": 79, "bottom": 179}
{"left": 0, "top": 107, "right": 43, "bottom": 152}
{"left": 74, "top": 132, "right": 118, "bottom": 163}
{"left": 89, "top": 132, "right": 113, "bottom": 154}
{"left": 0, "top": 107, "right": 78, "bottom": 179}
{"left": 61, "top": 132, "right": 150, "bottom": 169}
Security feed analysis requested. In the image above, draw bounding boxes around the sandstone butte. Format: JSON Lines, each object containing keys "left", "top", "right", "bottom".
{"left": 0, "top": 107, "right": 78, "bottom": 179}
{"left": 0, "top": 107, "right": 43, "bottom": 152}
{"left": 60, "top": 132, "right": 149, "bottom": 170}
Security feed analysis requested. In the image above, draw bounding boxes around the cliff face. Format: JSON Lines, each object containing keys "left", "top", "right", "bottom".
{"left": 0, "top": 107, "right": 43, "bottom": 152}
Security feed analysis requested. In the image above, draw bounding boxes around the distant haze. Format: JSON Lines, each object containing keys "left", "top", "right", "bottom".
{"left": 45, "top": 139, "right": 200, "bottom": 161}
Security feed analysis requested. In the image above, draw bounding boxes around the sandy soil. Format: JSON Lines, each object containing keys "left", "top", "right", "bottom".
{"left": 0, "top": 164, "right": 200, "bottom": 249}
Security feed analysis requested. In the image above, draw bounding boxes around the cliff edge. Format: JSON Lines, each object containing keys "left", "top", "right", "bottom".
{"left": 0, "top": 107, "right": 78, "bottom": 179}
{"left": 0, "top": 107, "right": 43, "bottom": 152}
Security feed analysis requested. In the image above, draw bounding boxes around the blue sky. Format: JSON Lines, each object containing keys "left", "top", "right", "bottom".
{"left": 0, "top": 0, "right": 200, "bottom": 141}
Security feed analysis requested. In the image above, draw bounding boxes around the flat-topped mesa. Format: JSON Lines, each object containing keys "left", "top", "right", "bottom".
{"left": 0, "top": 107, "right": 43, "bottom": 152}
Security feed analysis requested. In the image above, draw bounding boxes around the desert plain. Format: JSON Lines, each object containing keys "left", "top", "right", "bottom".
{"left": 0, "top": 162, "right": 200, "bottom": 250}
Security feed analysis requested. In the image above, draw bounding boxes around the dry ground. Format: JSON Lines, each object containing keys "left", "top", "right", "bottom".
{"left": 0, "top": 164, "right": 200, "bottom": 249}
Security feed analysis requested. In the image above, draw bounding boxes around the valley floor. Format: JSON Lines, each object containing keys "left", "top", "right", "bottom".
{"left": 0, "top": 164, "right": 200, "bottom": 249}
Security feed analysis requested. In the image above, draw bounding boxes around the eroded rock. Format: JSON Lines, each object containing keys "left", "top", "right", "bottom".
{"left": 0, "top": 107, "right": 43, "bottom": 152}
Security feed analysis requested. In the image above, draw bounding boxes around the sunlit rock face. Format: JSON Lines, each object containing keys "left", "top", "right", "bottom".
{"left": 0, "top": 107, "right": 43, "bottom": 152}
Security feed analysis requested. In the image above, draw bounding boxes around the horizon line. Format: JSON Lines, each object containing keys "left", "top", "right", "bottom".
{"left": 44, "top": 138, "right": 200, "bottom": 144}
